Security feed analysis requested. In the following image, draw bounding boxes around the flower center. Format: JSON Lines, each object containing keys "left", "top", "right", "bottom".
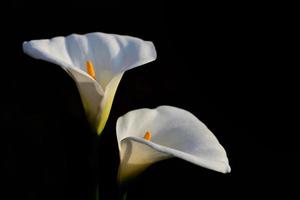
{"left": 144, "top": 131, "right": 152, "bottom": 141}
{"left": 86, "top": 60, "right": 96, "bottom": 80}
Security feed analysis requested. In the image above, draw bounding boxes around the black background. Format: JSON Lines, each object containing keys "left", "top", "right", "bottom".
{"left": 1, "top": 1, "right": 296, "bottom": 200}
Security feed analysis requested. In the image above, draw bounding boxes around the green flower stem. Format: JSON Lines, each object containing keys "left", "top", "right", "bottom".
{"left": 96, "top": 184, "right": 99, "bottom": 200}
{"left": 122, "top": 192, "right": 128, "bottom": 200}
{"left": 91, "top": 134, "right": 100, "bottom": 200}
{"left": 118, "top": 180, "right": 131, "bottom": 200}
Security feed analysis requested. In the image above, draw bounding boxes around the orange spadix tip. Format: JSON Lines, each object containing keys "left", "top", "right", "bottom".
{"left": 144, "top": 131, "right": 151, "bottom": 141}
{"left": 86, "top": 60, "right": 96, "bottom": 80}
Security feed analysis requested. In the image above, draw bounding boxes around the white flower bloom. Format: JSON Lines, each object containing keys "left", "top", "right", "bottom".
{"left": 23, "top": 32, "right": 156, "bottom": 134}
{"left": 117, "top": 106, "right": 231, "bottom": 182}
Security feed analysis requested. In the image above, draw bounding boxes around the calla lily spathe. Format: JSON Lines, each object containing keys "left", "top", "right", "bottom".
{"left": 23, "top": 32, "right": 156, "bottom": 134}
{"left": 116, "top": 106, "right": 231, "bottom": 182}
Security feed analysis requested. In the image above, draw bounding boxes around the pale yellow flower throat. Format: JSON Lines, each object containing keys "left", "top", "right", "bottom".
{"left": 144, "top": 131, "right": 152, "bottom": 141}
{"left": 85, "top": 61, "right": 152, "bottom": 141}
{"left": 86, "top": 60, "right": 96, "bottom": 80}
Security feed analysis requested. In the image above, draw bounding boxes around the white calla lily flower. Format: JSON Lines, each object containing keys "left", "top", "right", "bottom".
{"left": 23, "top": 32, "right": 156, "bottom": 134}
{"left": 117, "top": 106, "right": 231, "bottom": 182}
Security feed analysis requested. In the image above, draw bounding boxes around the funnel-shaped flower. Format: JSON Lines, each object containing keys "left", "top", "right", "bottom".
{"left": 117, "top": 106, "right": 231, "bottom": 182}
{"left": 23, "top": 32, "right": 156, "bottom": 134}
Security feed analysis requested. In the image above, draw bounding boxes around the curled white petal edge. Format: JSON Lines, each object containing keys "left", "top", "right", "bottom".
{"left": 122, "top": 136, "right": 231, "bottom": 174}
{"left": 22, "top": 40, "right": 97, "bottom": 85}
